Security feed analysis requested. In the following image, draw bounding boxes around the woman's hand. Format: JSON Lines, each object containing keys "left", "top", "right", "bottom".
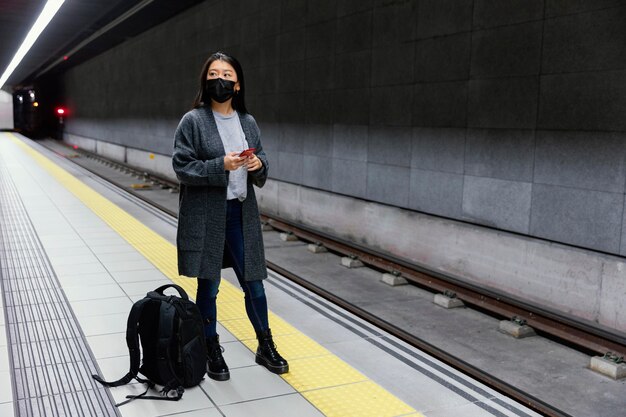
{"left": 246, "top": 153, "right": 263, "bottom": 172}
{"left": 224, "top": 152, "right": 246, "bottom": 171}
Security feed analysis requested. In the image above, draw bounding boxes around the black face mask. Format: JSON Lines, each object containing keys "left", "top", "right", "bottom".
{"left": 204, "top": 78, "right": 236, "bottom": 103}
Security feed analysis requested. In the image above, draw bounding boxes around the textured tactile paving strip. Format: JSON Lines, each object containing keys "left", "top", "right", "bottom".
{"left": 0, "top": 162, "right": 120, "bottom": 417}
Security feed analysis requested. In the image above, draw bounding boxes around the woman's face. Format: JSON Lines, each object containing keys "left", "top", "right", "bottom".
{"left": 207, "top": 60, "right": 240, "bottom": 92}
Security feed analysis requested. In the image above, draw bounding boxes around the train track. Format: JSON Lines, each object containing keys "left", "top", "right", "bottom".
{"left": 45, "top": 140, "right": 626, "bottom": 417}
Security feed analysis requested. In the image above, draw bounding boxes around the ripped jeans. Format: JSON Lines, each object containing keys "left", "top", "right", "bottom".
{"left": 196, "top": 199, "right": 269, "bottom": 338}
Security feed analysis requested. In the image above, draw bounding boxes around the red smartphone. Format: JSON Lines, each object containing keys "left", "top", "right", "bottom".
{"left": 239, "top": 148, "right": 256, "bottom": 158}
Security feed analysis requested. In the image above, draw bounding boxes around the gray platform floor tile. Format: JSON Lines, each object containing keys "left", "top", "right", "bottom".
{"left": 110, "top": 268, "right": 170, "bottom": 283}
{"left": 0, "top": 371, "right": 12, "bottom": 403}
{"left": 0, "top": 401, "right": 14, "bottom": 417}
{"left": 52, "top": 261, "right": 109, "bottom": 277}
{"left": 220, "top": 393, "right": 325, "bottom": 417}
{"left": 86, "top": 333, "right": 127, "bottom": 360}
{"left": 110, "top": 385, "right": 216, "bottom": 417}
{"left": 63, "top": 283, "right": 126, "bottom": 302}
{"left": 0, "top": 346, "right": 8, "bottom": 372}
{"left": 96, "top": 355, "right": 139, "bottom": 383}
{"left": 164, "top": 408, "right": 226, "bottom": 417}
{"left": 49, "top": 253, "right": 101, "bottom": 267}
{"left": 58, "top": 272, "right": 116, "bottom": 287}
{"left": 103, "top": 259, "right": 158, "bottom": 273}
{"left": 89, "top": 243, "right": 136, "bottom": 255}
{"left": 199, "top": 366, "right": 295, "bottom": 406}
{"left": 219, "top": 340, "right": 257, "bottom": 369}
{"left": 118, "top": 280, "right": 172, "bottom": 297}
{"left": 69, "top": 296, "right": 133, "bottom": 318}
{"left": 95, "top": 251, "right": 152, "bottom": 264}
{"left": 77, "top": 312, "right": 129, "bottom": 336}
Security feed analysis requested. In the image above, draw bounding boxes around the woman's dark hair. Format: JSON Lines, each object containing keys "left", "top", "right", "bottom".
{"left": 192, "top": 51, "right": 247, "bottom": 113}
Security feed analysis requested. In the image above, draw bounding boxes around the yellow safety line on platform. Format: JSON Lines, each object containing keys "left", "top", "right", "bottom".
{"left": 6, "top": 133, "right": 420, "bottom": 417}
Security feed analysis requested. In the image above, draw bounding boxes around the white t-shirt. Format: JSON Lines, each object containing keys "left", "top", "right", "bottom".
{"left": 213, "top": 110, "right": 249, "bottom": 201}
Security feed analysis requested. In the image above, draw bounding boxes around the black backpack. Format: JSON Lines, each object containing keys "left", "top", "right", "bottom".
{"left": 92, "top": 284, "right": 207, "bottom": 406}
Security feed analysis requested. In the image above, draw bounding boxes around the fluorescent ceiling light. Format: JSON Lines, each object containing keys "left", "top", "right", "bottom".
{"left": 0, "top": 0, "right": 65, "bottom": 89}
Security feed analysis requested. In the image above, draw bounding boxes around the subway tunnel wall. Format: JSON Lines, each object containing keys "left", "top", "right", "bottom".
{"left": 58, "top": 0, "right": 626, "bottom": 331}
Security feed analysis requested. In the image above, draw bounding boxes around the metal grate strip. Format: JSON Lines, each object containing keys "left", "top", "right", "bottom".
{"left": 0, "top": 160, "right": 120, "bottom": 417}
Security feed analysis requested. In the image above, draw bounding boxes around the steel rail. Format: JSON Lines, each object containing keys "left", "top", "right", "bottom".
{"left": 261, "top": 214, "right": 626, "bottom": 358}
{"left": 267, "top": 260, "right": 573, "bottom": 417}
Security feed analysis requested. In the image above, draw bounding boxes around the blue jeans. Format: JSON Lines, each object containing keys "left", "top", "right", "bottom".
{"left": 196, "top": 199, "right": 269, "bottom": 338}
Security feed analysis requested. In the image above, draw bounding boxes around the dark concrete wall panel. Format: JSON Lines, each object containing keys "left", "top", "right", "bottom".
{"left": 409, "top": 169, "right": 464, "bottom": 218}
{"left": 473, "top": 0, "right": 544, "bottom": 29}
{"left": 542, "top": 7, "right": 626, "bottom": 73}
{"left": 332, "top": 124, "right": 368, "bottom": 161}
{"left": 534, "top": 131, "right": 626, "bottom": 193}
{"left": 411, "top": 128, "right": 465, "bottom": 174}
{"left": 332, "top": 88, "right": 370, "bottom": 125}
{"left": 468, "top": 77, "right": 539, "bottom": 129}
{"left": 335, "top": 50, "right": 371, "bottom": 89}
{"left": 305, "top": 92, "right": 334, "bottom": 124}
{"left": 538, "top": 70, "right": 626, "bottom": 131}
{"left": 303, "top": 124, "right": 334, "bottom": 157}
{"left": 462, "top": 176, "right": 532, "bottom": 233}
{"left": 412, "top": 81, "right": 468, "bottom": 127}
{"left": 336, "top": 11, "right": 373, "bottom": 54}
{"left": 61, "top": 0, "right": 626, "bottom": 255}
{"left": 471, "top": 22, "right": 543, "bottom": 78}
{"left": 332, "top": 158, "right": 367, "bottom": 198}
{"left": 416, "top": 0, "right": 474, "bottom": 39}
{"left": 372, "top": 0, "right": 415, "bottom": 47}
{"left": 281, "top": 0, "right": 306, "bottom": 32}
{"left": 414, "top": 33, "right": 471, "bottom": 82}
{"left": 530, "top": 184, "right": 623, "bottom": 253}
{"left": 302, "top": 155, "right": 333, "bottom": 190}
{"left": 305, "top": 21, "right": 336, "bottom": 59}
{"left": 366, "top": 163, "right": 410, "bottom": 207}
{"left": 305, "top": 56, "right": 335, "bottom": 91}
{"left": 621, "top": 195, "right": 626, "bottom": 256}
{"left": 545, "top": 0, "right": 625, "bottom": 17}
{"left": 370, "top": 86, "right": 412, "bottom": 126}
{"left": 279, "top": 29, "right": 306, "bottom": 62}
{"left": 368, "top": 126, "right": 412, "bottom": 167}
{"left": 465, "top": 129, "right": 535, "bottom": 182}
{"left": 279, "top": 124, "right": 305, "bottom": 153}
{"left": 305, "top": 0, "right": 337, "bottom": 24}
{"left": 276, "top": 151, "right": 304, "bottom": 183}
{"left": 372, "top": 43, "right": 414, "bottom": 86}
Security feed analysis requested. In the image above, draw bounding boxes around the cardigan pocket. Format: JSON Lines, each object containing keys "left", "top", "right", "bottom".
{"left": 177, "top": 213, "right": 206, "bottom": 251}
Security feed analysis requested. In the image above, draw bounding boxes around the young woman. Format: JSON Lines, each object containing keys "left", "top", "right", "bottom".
{"left": 172, "top": 51, "right": 288, "bottom": 381}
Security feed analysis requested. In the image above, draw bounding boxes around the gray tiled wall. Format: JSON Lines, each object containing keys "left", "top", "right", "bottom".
{"left": 62, "top": 0, "right": 626, "bottom": 255}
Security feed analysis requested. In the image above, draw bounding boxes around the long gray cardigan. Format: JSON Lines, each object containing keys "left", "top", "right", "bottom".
{"left": 172, "top": 107, "right": 269, "bottom": 281}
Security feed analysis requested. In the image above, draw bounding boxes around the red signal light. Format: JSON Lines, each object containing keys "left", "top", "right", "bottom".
{"left": 56, "top": 107, "right": 66, "bottom": 115}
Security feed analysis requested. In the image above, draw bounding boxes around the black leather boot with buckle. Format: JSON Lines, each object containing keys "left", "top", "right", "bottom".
{"left": 255, "top": 329, "right": 289, "bottom": 374}
{"left": 206, "top": 335, "right": 230, "bottom": 381}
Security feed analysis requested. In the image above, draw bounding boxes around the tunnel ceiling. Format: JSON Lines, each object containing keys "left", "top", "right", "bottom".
{"left": 0, "top": 0, "right": 203, "bottom": 91}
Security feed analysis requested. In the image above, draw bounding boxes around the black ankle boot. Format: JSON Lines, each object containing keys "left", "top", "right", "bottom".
{"left": 206, "top": 335, "right": 230, "bottom": 381}
{"left": 255, "top": 329, "right": 289, "bottom": 374}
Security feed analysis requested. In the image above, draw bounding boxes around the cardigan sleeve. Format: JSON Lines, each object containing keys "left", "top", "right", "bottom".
{"left": 247, "top": 116, "right": 269, "bottom": 188}
{"left": 172, "top": 112, "right": 229, "bottom": 187}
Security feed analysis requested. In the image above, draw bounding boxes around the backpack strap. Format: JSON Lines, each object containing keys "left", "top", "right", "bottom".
{"left": 121, "top": 386, "right": 184, "bottom": 404}
{"left": 153, "top": 283, "right": 189, "bottom": 300}
{"left": 92, "top": 297, "right": 151, "bottom": 387}
{"left": 156, "top": 301, "right": 182, "bottom": 386}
